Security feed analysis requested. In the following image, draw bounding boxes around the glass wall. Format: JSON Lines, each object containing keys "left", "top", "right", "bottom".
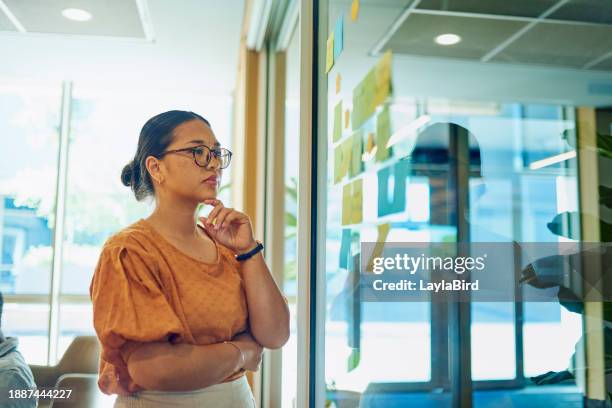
{"left": 315, "top": 0, "right": 612, "bottom": 406}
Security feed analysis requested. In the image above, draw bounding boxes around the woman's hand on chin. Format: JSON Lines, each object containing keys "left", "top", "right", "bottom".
{"left": 200, "top": 199, "right": 257, "bottom": 253}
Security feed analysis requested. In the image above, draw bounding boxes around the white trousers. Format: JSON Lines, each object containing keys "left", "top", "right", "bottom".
{"left": 114, "top": 376, "right": 256, "bottom": 408}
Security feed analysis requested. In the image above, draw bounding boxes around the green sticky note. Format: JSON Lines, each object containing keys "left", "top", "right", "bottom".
{"left": 347, "top": 349, "right": 361, "bottom": 372}
{"left": 333, "top": 101, "right": 342, "bottom": 142}
{"left": 325, "top": 32, "right": 334, "bottom": 73}
{"left": 341, "top": 178, "right": 363, "bottom": 226}
{"left": 375, "top": 106, "right": 392, "bottom": 162}
{"left": 342, "top": 182, "right": 352, "bottom": 226}
{"left": 349, "top": 130, "right": 363, "bottom": 178}
{"left": 334, "top": 142, "right": 349, "bottom": 184}
{"left": 341, "top": 137, "right": 352, "bottom": 177}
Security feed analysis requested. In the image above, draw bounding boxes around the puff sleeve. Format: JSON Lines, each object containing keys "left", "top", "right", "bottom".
{"left": 90, "top": 243, "right": 184, "bottom": 369}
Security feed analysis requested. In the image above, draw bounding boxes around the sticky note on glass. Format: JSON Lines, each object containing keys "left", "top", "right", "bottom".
{"left": 334, "top": 145, "right": 343, "bottom": 184}
{"left": 351, "top": 178, "right": 363, "bottom": 224}
{"left": 377, "top": 160, "right": 408, "bottom": 217}
{"left": 333, "top": 101, "right": 342, "bottom": 142}
{"left": 344, "top": 109, "right": 350, "bottom": 129}
{"left": 342, "top": 178, "right": 363, "bottom": 225}
{"left": 375, "top": 106, "right": 392, "bottom": 162}
{"left": 351, "top": 0, "right": 359, "bottom": 21}
{"left": 342, "top": 182, "right": 352, "bottom": 225}
{"left": 348, "top": 349, "right": 360, "bottom": 372}
{"left": 341, "top": 137, "right": 352, "bottom": 178}
{"left": 334, "top": 140, "right": 350, "bottom": 184}
{"left": 351, "top": 69, "right": 376, "bottom": 130}
{"left": 349, "top": 131, "right": 363, "bottom": 178}
{"left": 325, "top": 32, "right": 334, "bottom": 73}
{"left": 334, "top": 16, "right": 344, "bottom": 60}
{"left": 336, "top": 73, "right": 341, "bottom": 94}
{"left": 373, "top": 50, "right": 392, "bottom": 108}
{"left": 339, "top": 228, "right": 351, "bottom": 269}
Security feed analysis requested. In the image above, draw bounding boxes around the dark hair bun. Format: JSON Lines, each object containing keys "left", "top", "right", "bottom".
{"left": 121, "top": 162, "right": 134, "bottom": 187}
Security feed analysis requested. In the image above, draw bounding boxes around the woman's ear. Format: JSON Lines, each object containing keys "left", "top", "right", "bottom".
{"left": 145, "top": 156, "right": 164, "bottom": 185}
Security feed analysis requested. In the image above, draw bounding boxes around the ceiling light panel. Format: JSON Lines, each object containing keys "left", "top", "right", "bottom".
{"left": 386, "top": 14, "right": 527, "bottom": 60}
{"left": 547, "top": 0, "right": 612, "bottom": 25}
{"left": 492, "top": 22, "right": 612, "bottom": 68}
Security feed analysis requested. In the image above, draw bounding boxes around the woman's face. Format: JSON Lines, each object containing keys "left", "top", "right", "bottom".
{"left": 153, "top": 119, "right": 223, "bottom": 204}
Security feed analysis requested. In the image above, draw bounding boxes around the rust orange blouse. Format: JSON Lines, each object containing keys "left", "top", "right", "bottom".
{"left": 89, "top": 219, "right": 248, "bottom": 395}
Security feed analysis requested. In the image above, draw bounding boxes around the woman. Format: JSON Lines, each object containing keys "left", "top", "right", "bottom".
{"left": 90, "top": 110, "right": 290, "bottom": 407}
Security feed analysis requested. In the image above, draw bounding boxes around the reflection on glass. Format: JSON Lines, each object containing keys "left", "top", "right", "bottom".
{"left": 319, "top": 0, "right": 612, "bottom": 404}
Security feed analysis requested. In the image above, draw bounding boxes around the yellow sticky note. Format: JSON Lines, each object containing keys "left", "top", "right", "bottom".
{"left": 351, "top": 50, "right": 393, "bottom": 129}
{"left": 333, "top": 101, "right": 342, "bottom": 142}
{"left": 366, "top": 223, "right": 391, "bottom": 273}
{"left": 376, "top": 106, "right": 391, "bottom": 162}
{"left": 344, "top": 109, "right": 350, "bottom": 129}
{"left": 373, "top": 50, "right": 392, "bottom": 108}
{"left": 336, "top": 73, "right": 341, "bottom": 94}
{"left": 326, "top": 32, "right": 334, "bottom": 73}
{"left": 351, "top": 178, "right": 363, "bottom": 224}
{"left": 351, "top": 0, "right": 360, "bottom": 21}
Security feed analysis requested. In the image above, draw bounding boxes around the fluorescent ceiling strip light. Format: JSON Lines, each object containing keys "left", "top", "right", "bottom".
{"left": 370, "top": 0, "right": 422, "bottom": 56}
{"left": 529, "top": 150, "right": 576, "bottom": 170}
{"left": 386, "top": 115, "right": 431, "bottom": 149}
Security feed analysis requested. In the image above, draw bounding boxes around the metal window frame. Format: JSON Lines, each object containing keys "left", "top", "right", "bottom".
{"left": 47, "top": 80, "right": 72, "bottom": 365}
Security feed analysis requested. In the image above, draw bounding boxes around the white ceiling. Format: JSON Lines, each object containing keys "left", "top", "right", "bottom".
{"left": 0, "top": 0, "right": 244, "bottom": 94}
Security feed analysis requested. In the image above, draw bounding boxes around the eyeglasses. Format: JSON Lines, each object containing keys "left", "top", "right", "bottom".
{"left": 159, "top": 144, "right": 232, "bottom": 169}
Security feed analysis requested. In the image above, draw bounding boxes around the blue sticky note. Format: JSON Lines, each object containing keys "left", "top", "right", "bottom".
{"left": 334, "top": 15, "right": 344, "bottom": 60}
{"left": 339, "top": 228, "right": 351, "bottom": 269}
{"left": 377, "top": 160, "right": 409, "bottom": 217}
